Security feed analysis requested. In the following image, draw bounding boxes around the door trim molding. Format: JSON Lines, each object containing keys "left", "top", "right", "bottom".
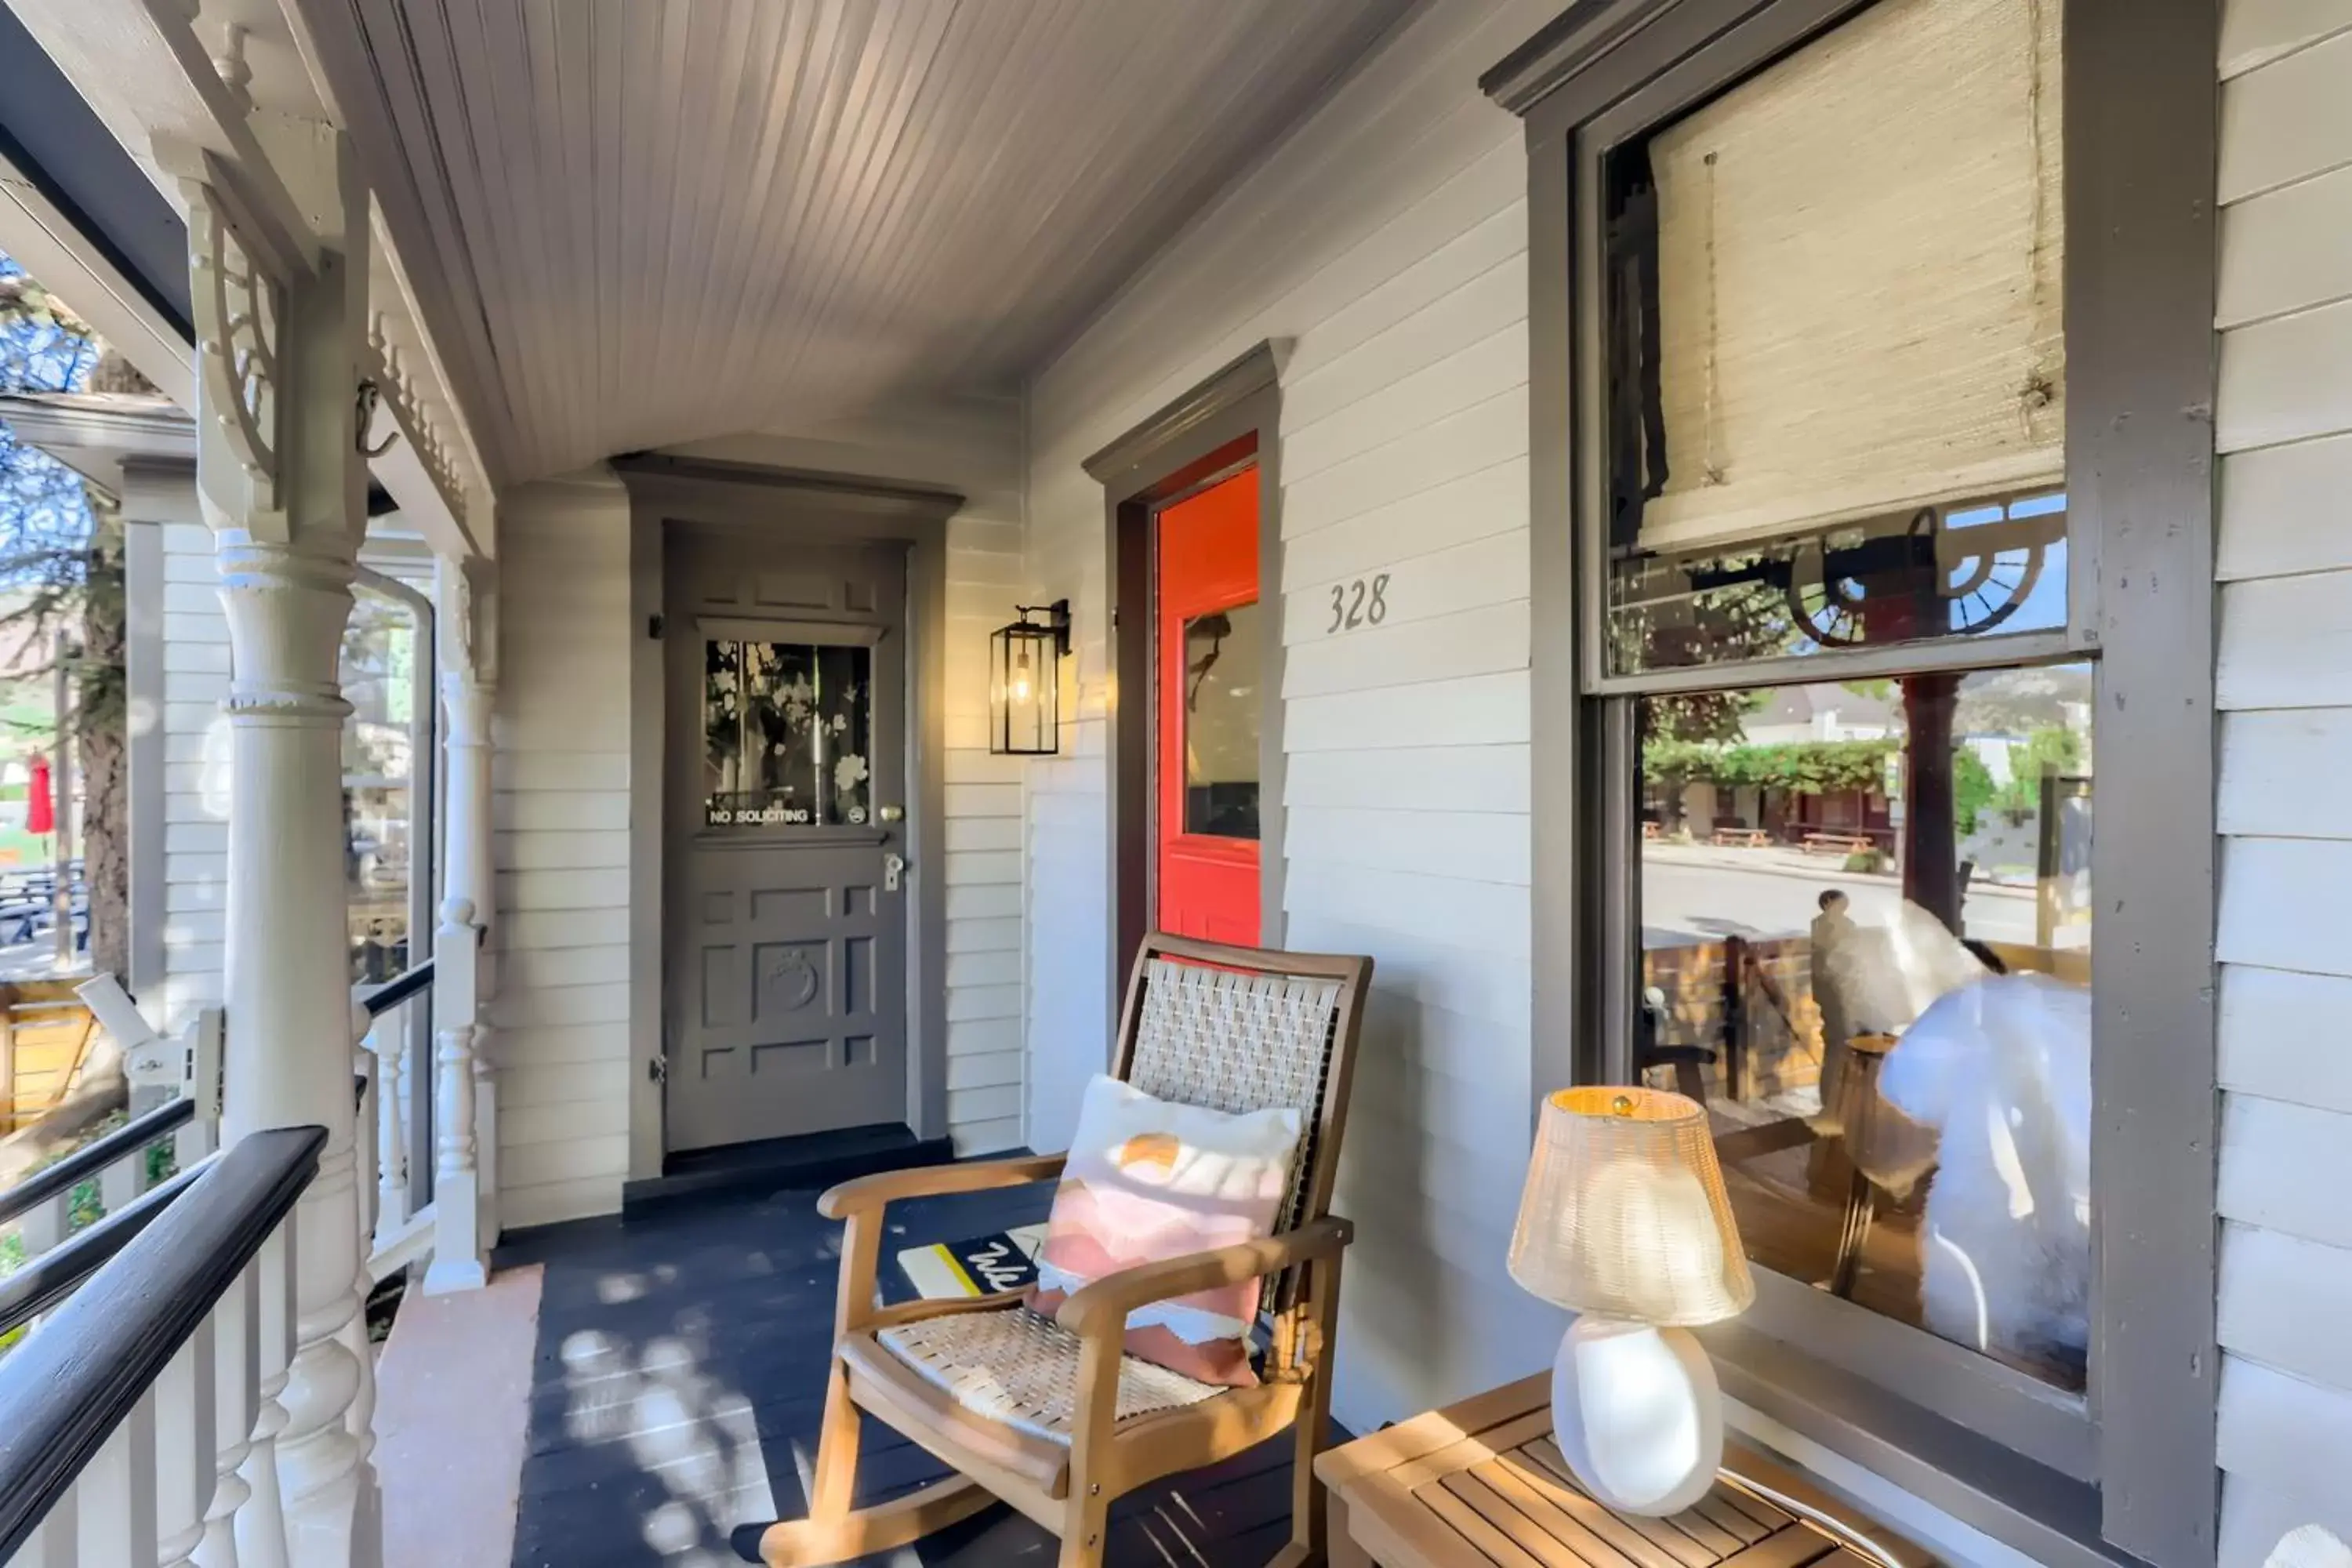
{"left": 1087, "top": 340, "right": 1290, "bottom": 1045}
{"left": 614, "top": 456, "right": 964, "bottom": 1174}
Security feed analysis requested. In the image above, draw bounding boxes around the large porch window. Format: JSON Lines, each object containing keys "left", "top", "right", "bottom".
{"left": 1506, "top": 0, "right": 2218, "bottom": 1559}
{"left": 342, "top": 573, "right": 434, "bottom": 983}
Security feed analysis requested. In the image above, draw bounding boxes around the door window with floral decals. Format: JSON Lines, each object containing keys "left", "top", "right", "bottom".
{"left": 702, "top": 639, "right": 873, "bottom": 827}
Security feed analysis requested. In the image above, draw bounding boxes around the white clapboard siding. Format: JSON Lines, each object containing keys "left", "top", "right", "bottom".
{"left": 1020, "top": 0, "right": 1570, "bottom": 1438}
{"left": 2221, "top": 0, "right": 2352, "bottom": 79}
{"left": 1281, "top": 456, "right": 1530, "bottom": 590}
{"left": 2218, "top": 162, "right": 2352, "bottom": 328}
{"left": 2217, "top": 569, "right": 2352, "bottom": 709}
{"left": 2215, "top": 22, "right": 2352, "bottom": 1529}
{"left": 2217, "top": 1356, "right": 2352, "bottom": 1519}
{"left": 158, "top": 521, "right": 229, "bottom": 1035}
{"left": 2220, "top": 1094, "right": 2352, "bottom": 1250}
{"left": 1280, "top": 601, "right": 1531, "bottom": 699}
{"left": 1283, "top": 526, "right": 1530, "bottom": 641}
{"left": 2218, "top": 964, "right": 2352, "bottom": 1116}
{"left": 1283, "top": 743, "right": 1531, "bottom": 815}
{"left": 1287, "top": 670, "right": 1532, "bottom": 753}
{"left": 2216, "top": 299, "right": 2352, "bottom": 452}
{"left": 2217, "top": 836, "right": 2352, "bottom": 975}
{"left": 493, "top": 475, "right": 637, "bottom": 1225}
{"left": 2216, "top": 431, "right": 2352, "bottom": 580}
{"left": 2219, "top": 27, "right": 2352, "bottom": 202}
{"left": 2220, "top": 710, "right": 2352, "bottom": 836}
{"left": 2220, "top": 1472, "right": 2352, "bottom": 1568}
{"left": 2218, "top": 1222, "right": 2352, "bottom": 1391}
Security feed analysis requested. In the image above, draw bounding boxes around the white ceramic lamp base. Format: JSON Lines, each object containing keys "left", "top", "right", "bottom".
{"left": 1549, "top": 1316, "right": 1723, "bottom": 1517}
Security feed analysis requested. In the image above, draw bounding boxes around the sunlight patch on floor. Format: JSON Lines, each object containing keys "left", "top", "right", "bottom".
{"left": 556, "top": 1319, "right": 777, "bottom": 1563}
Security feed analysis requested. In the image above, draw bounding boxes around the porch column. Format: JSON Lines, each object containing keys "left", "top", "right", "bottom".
{"left": 191, "top": 151, "right": 380, "bottom": 1568}
{"left": 423, "top": 556, "right": 495, "bottom": 1292}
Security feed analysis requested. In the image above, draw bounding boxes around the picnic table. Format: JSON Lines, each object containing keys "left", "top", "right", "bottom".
{"left": 1802, "top": 832, "right": 1875, "bottom": 856}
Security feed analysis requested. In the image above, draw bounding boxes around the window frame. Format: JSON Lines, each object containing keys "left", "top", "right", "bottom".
{"left": 1496, "top": 2, "right": 2219, "bottom": 1564}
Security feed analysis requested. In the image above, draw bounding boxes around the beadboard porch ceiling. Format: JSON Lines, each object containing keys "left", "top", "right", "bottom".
{"left": 299, "top": 0, "right": 1420, "bottom": 485}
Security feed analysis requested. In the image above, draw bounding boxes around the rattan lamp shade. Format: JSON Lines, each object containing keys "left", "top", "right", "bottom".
{"left": 1508, "top": 1087, "right": 1755, "bottom": 1327}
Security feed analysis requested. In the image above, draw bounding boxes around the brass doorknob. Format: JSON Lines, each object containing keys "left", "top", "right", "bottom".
{"left": 877, "top": 805, "right": 904, "bottom": 823}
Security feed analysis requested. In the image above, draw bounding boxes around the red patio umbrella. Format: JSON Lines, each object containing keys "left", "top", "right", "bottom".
{"left": 25, "top": 754, "right": 53, "bottom": 839}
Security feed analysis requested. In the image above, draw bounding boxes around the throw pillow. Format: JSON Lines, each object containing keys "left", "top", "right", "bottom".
{"left": 1029, "top": 1073, "right": 1304, "bottom": 1388}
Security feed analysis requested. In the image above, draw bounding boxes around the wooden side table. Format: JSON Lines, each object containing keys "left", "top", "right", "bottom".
{"left": 1316, "top": 1374, "right": 1933, "bottom": 1568}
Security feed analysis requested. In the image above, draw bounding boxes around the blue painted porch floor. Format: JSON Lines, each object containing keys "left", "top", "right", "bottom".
{"left": 492, "top": 1177, "right": 1326, "bottom": 1566}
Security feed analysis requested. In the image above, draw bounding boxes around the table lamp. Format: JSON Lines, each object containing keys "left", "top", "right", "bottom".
{"left": 1508, "top": 1087, "right": 1753, "bottom": 1515}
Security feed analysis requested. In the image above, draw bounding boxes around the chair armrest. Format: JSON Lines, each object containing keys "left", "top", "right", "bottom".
{"left": 818, "top": 1152, "right": 1067, "bottom": 1220}
{"left": 1053, "top": 1217, "right": 1354, "bottom": 1339}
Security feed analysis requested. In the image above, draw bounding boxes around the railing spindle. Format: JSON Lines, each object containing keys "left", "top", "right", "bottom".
{"left": 100, "top": 1151, "right": 143, "bottom": 1219}
{"left": 74, "top": 1392, "right": 158, "bottom": 1566}
{"left": 17, "top": 1194, "right": 67, "bottom": 1261}
{"left": 0, "top": 1130, "right": 325, "bottom": 1568}
{"left": 176, "top": 1117, "right": 218, "bottom": 1171}
{"left": 10, "top": 1502, "right": 74, "bottom": 1566}
{"left": 195, "top": 1269, "right": 258, "bottom": 1568}
{"left": 152, "top": 1327, "right": 215, "bottom": 1568}
{"left": 365, "top": 1023, "right": 405, "bottom": 1242}
{"left": 229, "top": 1227, "right": 294, "bottom": 1568}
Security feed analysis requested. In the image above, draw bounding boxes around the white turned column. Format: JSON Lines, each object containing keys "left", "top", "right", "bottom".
{"left": 213, "top": 531, "right": 376, "bottom": 1568}
{"left": 421, "top": 897, "right": 485, "bottom": 1294}
{"left": 424, "top": 564, "right": 498, "bottom": 1290}
{"left": 191, "top": 143, "right": 380, "bottom": 1568}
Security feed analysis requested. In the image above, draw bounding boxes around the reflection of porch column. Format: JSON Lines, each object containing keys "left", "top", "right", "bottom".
{"left": 191, "top": 159, "right": 379, "bottom": 1565}
{"left": 424, "top": 557, "right": 495, "bottom": 1291}
{"left": 1901, "top": 674, "right": 1962, "bottom": 931}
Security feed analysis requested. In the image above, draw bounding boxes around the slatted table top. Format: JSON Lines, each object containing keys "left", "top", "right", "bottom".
{"left": 1316, "top": 1373, "right": 1933, "bottom": 1568}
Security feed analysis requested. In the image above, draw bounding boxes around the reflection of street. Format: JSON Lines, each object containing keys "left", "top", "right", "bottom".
{"left": 0, "top": 934, "right": 74, "bottom": 981}
{"left": 1642, "top": 842, "right": 2037, "bottom": 949}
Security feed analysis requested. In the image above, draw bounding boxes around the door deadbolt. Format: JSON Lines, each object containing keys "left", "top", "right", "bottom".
{"left": 877, "top": 804, "right": 904, "bottom": 823}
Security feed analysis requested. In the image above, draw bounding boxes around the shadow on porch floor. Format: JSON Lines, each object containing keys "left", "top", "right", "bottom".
{"left": 481, "top": 1176, "right": 1328, "bottom": 1567}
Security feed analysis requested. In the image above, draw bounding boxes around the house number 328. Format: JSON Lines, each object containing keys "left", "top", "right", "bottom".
{"left": 1327, "top": 573, "right": 1390, "bottom": 633}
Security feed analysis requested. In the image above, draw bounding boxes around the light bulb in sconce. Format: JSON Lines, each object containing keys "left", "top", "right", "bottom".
{"left": 1009, "top": 652, "right": 1033, "bottom": 705}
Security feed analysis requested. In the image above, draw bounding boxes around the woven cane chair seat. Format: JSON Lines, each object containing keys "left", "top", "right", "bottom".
{"left": 875, "top": 1305, "right": 1222, "bottom": 1444}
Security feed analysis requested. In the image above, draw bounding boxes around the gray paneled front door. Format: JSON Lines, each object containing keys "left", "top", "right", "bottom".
{"left": 665, "top": 531, "right": 909, "bottom": 1152}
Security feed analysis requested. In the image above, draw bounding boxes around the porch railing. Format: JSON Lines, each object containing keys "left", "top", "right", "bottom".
{"left": 0, "top": 1094, "right": 214, "bottom": 1274}
{"left": 0, "top": 1125, "right": 325, "bottom": 1565}
{"left": 355, "top": 956, "right": 436, "bottom": 1283}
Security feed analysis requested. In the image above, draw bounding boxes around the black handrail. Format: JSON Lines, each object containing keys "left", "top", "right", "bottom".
{"left": 0, "top": 1098, "right": 194, "bottom": 1228}
{"left": 358, "top": 956, "right": 435, "bottom": 1018}
{"left": 0, "top": 1156, "right": 212, "bottom": 1334}
{"left": 0, "top": 1126, "right": 326, "bottom": 1559}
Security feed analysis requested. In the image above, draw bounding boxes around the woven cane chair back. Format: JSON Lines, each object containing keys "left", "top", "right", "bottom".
{"left": 1113, "top": 935, "right": 1372, "bottom": 1245}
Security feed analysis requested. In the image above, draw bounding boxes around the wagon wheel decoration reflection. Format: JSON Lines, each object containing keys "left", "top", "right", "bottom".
{"left": 1784, "top": 506, "right": 2055, "bottom": 648}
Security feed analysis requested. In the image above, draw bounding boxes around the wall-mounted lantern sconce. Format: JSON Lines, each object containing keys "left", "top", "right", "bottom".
{"left": 989, "top": 599, "right": 1071, "bottom": 756}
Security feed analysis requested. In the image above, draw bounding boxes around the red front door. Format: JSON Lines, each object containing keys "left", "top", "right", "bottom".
{"left": 1156, "top": 469, "right": 1261, "bottom": 945}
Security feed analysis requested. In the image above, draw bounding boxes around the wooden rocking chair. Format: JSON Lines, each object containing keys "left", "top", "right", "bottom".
{"left": 761, "top": 933, "right": 1372, "bottom": 1568}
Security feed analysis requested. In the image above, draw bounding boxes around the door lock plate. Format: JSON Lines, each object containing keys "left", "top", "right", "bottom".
{"left": 883, "top": 851, "right": 906, "bottom": 892}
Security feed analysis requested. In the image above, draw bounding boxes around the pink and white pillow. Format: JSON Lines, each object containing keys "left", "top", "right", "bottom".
{"left": 1028, "top": 1074, "right": 1304, "bottom": 1388}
